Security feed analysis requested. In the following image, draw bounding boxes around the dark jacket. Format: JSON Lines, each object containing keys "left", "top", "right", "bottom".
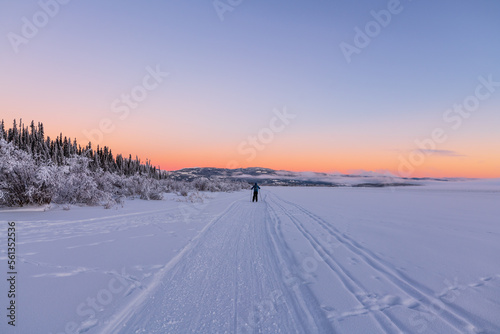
{"left": 251, "top": 184, "right": 260, "bottom": 192}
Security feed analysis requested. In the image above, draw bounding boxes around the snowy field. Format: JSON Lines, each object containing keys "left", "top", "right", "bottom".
{"left": 1, "top": 180, "right": 500, "bottom": 334}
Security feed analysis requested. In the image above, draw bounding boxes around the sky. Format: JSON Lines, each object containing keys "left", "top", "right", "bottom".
{"left": 1, "top": 0, "right": 499, "bottom": 178}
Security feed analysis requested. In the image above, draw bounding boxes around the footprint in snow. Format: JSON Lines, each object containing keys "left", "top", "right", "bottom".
{"left": 402, "top": 298, "right": 419, "bottom": 309}
{"left": 469, "top": 282, "right": 484, "bottom": 288}
{"left": 380, "top": 295, "right": 401, "bottom": 307}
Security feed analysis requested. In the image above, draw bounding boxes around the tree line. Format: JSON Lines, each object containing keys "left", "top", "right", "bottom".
{"left": 1, "top": 119, "right": 246, "bottom": 207}
{"left": 0, "top": 119, "right": 167, "bottom": 179}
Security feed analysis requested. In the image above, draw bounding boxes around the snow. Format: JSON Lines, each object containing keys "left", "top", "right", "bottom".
{"left": 1, "top": 180, "right": 499, "bottom": 333}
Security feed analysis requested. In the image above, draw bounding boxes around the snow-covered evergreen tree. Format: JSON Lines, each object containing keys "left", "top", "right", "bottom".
{"left": 0, "top": 119, "right": 246, "bottom": 208}
{"left": 0, "top": 139, "right": 55, "bottom": 206}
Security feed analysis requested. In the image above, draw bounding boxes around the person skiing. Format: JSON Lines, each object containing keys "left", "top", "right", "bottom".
{"left": 251, "top": 182, "right": 260, "bottom": 202}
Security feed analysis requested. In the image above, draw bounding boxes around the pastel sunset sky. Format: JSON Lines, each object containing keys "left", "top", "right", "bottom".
{"left": 1, "top": 0, "right": 499, "bottom": 177}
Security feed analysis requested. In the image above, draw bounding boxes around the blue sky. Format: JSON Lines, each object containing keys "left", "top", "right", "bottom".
{"left": 1, "top": 0, "right": 499, "bottom": 176}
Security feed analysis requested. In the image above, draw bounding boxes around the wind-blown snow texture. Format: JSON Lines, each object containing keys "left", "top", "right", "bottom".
{"left": 1, "top": 180, "right": 499, "bottom": 333}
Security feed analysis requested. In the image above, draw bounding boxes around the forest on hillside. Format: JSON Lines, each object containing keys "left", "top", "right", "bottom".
{"left": 0, "top": 119, "right": 246, "bottom": 208}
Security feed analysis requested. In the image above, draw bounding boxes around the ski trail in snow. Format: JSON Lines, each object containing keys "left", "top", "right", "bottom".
{"left": 263, "top": 194, "right": 336, "bottom": 333}
{"left": 269, "top": 193, "right": 499, "bottom": 333}
{"left": 98, "top": 196, "right": 245, "bottom": 334}
{"left": 267, "top": 194, "right": 406, "bottom": 333}
{"left": 92, "top": 189, "right": 499, "bottom": 333}
{"left": 101, "top": 192, "right": 333, "bottom": 333}
{"left": 15, "top": 206, "right": 185, "bottom": 245}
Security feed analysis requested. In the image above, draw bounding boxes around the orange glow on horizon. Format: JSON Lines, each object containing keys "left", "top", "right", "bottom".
{"left": 153, "top": 156, "right": 500, "bottom": 179}
{"left": 3, "top": 118, "right": 498, "bottom": 179}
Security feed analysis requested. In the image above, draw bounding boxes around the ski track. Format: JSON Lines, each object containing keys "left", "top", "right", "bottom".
{"left": 99, "top": 196, "right": 247, "bottom": 334}
{"left": 93, "top": 190, "right": 498, "bottom": 334}
{"left": 263, "top": 193, "right": 335, "bottom": 333}
{"left": 104, "top": 191, "right": 334, "bottom": 334}
{"left": 267, "top": 194, "right": 406, "bottom": 334}
{"left": 13, "top": 207, "right": 184, "bottom": 245}
{"left": 267, "top": 193, "right": 499, "bottom": 334}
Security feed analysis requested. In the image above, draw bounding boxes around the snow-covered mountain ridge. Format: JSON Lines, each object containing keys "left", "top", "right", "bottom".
{"left": 167, "top": 167, "right": 464, "bottom": 187}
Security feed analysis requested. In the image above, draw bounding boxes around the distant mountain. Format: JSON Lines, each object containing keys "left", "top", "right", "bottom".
{"left": 166, "top": 167, "right": 433, "bottom": 187}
